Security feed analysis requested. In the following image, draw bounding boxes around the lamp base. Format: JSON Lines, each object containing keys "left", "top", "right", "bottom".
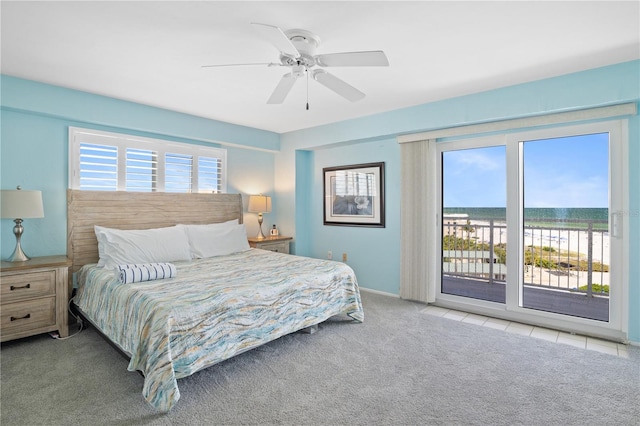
{"left": 255, "top": 213, "right": 266, "bottom": 239}
{"left": 8, "top": 244, "right": 30, "bottom": 262}
{"left": 8, "top": 219, "right": 30, "bottom": 262}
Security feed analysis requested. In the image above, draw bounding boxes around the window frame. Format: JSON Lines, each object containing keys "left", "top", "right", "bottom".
{"left": 68, "top": 127, "right": 227, "bottom": 193}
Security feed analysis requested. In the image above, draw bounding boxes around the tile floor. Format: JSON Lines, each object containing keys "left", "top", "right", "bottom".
{"left": 421, "top": 305, "right": 631, "bottom": 358}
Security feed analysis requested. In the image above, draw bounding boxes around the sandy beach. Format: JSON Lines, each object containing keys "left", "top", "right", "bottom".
{"left": 459, "top": 219, "right": 610, "bottom": 263}
{"left": 524, "top": 228, "right": 610, "bottom": 265}
{"left": 447, "top": 219, "right": 611, "bottom": 289}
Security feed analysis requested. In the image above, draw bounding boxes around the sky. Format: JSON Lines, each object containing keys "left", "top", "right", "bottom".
{"left": 442, "top": 132, "right": 609, "bottom": 208}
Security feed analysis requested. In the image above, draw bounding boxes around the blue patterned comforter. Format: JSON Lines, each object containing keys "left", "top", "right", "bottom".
{"left": 74, "top": 249, "right": 363, "bottom": 412}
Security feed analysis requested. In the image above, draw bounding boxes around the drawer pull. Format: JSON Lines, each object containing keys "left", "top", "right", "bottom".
{"left": 10, "top": 283, "right": 31, "bottom": 291}
{"left": 10, "top": 313, "right": 31, "bottom": 321}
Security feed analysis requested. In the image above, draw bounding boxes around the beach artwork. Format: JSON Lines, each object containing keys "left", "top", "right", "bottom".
{"left": 323, "top": 162, "right": 385, "bottom": 227}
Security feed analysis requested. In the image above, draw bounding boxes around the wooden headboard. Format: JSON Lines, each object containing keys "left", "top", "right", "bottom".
{"left": 66, "top": 189, "right": 243, "bottom": 294}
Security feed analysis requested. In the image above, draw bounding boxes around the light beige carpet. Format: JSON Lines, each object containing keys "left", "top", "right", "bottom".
{"left": 1, "top": 291, "right": 638, "bottom": 425}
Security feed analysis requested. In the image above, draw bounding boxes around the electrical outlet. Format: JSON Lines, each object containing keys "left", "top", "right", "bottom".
{"left": 342, "top": 252, "right": 347, "bottom": 262}
{"left": 327, "top": 251, "right": 332, "bottom": 260}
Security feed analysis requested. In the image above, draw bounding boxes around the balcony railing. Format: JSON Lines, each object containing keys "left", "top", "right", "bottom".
{"left": 442, "top": 218, "right": 609, "bottom": 297}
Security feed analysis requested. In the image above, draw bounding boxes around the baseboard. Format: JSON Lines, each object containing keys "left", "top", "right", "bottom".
{"left": 359, "top": 287, "right": 399, "bottom": 298}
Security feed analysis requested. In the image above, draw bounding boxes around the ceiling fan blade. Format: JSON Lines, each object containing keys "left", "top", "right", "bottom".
{"left": 315, "top": 51, "right": 389, "bottom": 67}
{"left": 201, "top": 62, "right": 279, "bottom": 68}
{"left": 312, "top": 70, "right": 365, "bottom": 102}
{"left": 267, "top": 73, "right": 297, "bottom": 104}
{"left": 251, "top": 23, "right": 300, "bottom": 58}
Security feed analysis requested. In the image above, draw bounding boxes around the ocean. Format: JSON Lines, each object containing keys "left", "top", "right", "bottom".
{"left": 443, "top": 207, "right": 609, "bottom": 224}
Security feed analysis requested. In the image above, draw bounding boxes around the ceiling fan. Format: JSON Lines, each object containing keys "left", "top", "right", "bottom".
{"left": 203, "top": 23, "right": 389, "bottom": 107}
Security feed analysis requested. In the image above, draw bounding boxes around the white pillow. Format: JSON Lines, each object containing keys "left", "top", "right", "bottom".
{"left": 94, "top": 225, "right": 192, "bottom": 268}
{"left": 178, "top": 219, "right": 238, "bottom": 233}
{"left": 183, "top": 223, "right": 250, "bottom": 258}
{"left": 178, "top": 219, "right": 238, "bottom": 256}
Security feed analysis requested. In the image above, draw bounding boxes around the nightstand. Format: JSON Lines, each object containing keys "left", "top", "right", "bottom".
{"left": 248, "top": 236, "right": 292, "bottom": 254}
{"left": 1, "top": 255, "right": 71, "bottom": 342}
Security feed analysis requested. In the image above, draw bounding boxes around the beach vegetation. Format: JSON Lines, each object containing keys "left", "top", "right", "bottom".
{"left": 522, "top": 247, "right": 609, "bottom": 273}
{"left": 494, "top": 244, "right": 507, "bottom": 264}
{"left": 532, "top": 257, "right": 554, "bottom": 269}
{"left": 577, "top": 260, "right": 609, "bottom": 273}
{"left": 577, "top": 283, "right": 609, "bottom": 294}
{"left": 442, "top": 235, "right": 481, "bottom": 251}
{"left": 462, "top": 220, "right": 475, "bottom": 239}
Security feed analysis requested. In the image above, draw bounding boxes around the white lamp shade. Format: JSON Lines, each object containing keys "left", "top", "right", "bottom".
{"left": 248, "top": 195, "right": 272, "bottom": 214}
{"left": 1, "top": 190, "right": 44, "bottom": 219}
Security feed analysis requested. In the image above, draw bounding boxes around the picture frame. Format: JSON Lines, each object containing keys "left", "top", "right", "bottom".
{"left": 323, "top": 162, "right": 385, "bottom": 228}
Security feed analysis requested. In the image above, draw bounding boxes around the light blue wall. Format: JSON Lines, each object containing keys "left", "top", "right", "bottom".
{"left": 1, "top": 76, "right": 279, "bottom": 151}
{"left": 293, "top": 149, "right": 313, "bottom": 255}
{"left": 301, "top": 140, "right": 401, "bottom": 294}
{"left": 1, "top": 75, "right": 279, "bottom": 258}
{"left": 1, "top": 109, "right": 69, "bottom": 256}
{"left": 278, "top": 60, "right": 640, "bottom": 342}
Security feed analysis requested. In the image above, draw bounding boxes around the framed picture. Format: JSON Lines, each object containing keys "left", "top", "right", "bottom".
{"left": 323, "top": 162, "right": 385, "bottom": 228}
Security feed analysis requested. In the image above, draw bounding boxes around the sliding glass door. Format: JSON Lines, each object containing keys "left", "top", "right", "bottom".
{"left": 441, "top": 145, "right": 506, "bottom": 304}
{"left": 436, "top": 121, "right": 626, "bottom": 335}
{"left": 521, "top": 133, "right": 610, "bottom": 321}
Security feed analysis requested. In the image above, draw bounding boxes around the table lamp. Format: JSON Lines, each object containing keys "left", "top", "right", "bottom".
{"left": 248, "top": 194, "right": 272, "bottom": 239}
{"left": 1, "top": 186, "right": 45, "bottom": 262}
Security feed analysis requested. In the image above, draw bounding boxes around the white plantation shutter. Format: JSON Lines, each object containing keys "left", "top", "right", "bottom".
{"left": 69, "top": 127, "right": 226, "bottom": 193}
{"left": 126, "top": 148, "right": 157, "bottom": 192}
{"left": 78, "top": 143, "right": 118, "bottom": 191}
{"left": 199, "top": 156, "right": 223, "bottom": 193}
{"left": 165, "top": 153, "right": 193, "bottom": 193}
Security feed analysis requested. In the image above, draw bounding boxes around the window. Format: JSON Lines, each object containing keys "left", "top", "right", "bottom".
{"left": 69, "top": 127, "right": 226, "bottom": 193}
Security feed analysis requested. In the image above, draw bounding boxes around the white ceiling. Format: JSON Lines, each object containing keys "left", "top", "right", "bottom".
{"left": 2, "top": 1, "right": 639, "bottom": 134}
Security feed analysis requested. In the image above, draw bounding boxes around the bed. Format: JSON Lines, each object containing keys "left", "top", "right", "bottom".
{"left": 67, "top": 190, "right": 363, "bottom": 412}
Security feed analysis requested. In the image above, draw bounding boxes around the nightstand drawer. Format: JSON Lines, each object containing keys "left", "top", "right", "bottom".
{"left": 1, "top": 270, "right": 56, "bottom": 303}
{"left": 1, "top": 297, "right": 56, "bottom": 334}
{"left": 248, "top": 236, "right": 292, "bottom": 254}
{"left": 258, "top": 241, "right": 289, "bottom": 253}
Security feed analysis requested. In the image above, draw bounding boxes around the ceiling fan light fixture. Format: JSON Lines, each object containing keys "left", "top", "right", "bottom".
{"left": 292, "top": 64, "right": 306, "bottom": 78}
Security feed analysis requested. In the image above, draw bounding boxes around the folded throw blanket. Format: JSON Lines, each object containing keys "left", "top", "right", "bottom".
{"left": 117, "top": 263, "right": 177, "bottom": 284}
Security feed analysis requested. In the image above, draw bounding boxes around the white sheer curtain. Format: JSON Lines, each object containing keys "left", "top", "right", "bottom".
{"left": 399, "top": 139, "right": 436, "bottom": 303}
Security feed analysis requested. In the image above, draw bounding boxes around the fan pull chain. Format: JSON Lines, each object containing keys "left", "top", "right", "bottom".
{"left": 306, "top": 68, "right": 309, "bottom": 110}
